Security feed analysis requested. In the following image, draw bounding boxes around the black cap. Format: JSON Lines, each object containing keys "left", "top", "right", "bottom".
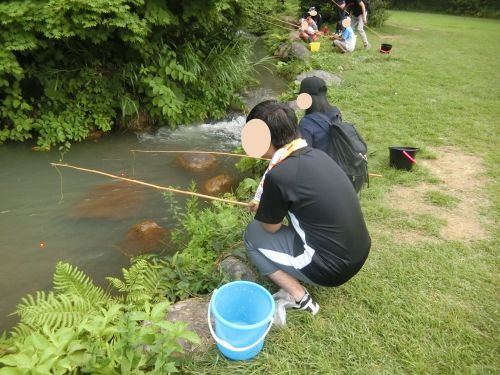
{"left": 299, "top": 76, "right": 327, "bottom": 96}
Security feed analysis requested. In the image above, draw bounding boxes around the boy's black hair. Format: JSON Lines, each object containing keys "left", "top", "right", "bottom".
{"left": 247, "top": 100, "right": 300, "bottom": 149}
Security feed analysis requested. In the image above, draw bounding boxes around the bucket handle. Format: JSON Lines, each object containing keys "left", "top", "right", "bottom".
{"left": 402, "top": 150, "right": 417, "bottom": 164}
{"left": 207, "top": 288, "right": 274, "bottom": 353}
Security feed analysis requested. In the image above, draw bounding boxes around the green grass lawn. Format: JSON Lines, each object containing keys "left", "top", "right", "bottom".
{"left": 182, "top": 10, "right": 500, "bottom": 374}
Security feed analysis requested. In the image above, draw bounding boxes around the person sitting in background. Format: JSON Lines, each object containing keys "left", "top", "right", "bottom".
{"left": 332, "top": 17, "right": 356, "bottom": 53}
{"left": 299, "top": 15, "right": 319, "bottom": 43}
{"left": 306, "top": 6, "right": 322, "bottom": 29}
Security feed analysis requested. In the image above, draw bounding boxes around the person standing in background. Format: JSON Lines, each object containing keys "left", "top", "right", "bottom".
{"left": 346, "top": 0, "right": 371, "bottom": 49}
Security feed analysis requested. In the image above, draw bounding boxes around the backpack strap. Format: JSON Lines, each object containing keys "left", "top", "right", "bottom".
{"left": 310, "top": 109, "right": 342, "bottom": 129}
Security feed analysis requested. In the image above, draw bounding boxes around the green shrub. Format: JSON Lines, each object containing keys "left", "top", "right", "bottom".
{"left": 0, "top": 0, "right": 279, "bottom": 149}
{"left": 0, "top": 262, "right": 199, "bottom": 374}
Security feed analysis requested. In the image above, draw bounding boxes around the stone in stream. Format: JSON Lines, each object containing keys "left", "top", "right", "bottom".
{"left": 69, "top": 181, "right": 145, "bottom": 220}
{"left": 201, "top": 174, "right": 234, "bottom": 196}
{"left": 117, "top": 220, "right": 169, "bottom": 257}
{"left": 176, "top": 153, "right": 218, "bottom": 173}
{"left": 86, "top": 129, "right": 104, "bottom": 142}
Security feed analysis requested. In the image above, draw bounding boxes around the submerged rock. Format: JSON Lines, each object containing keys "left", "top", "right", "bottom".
{"left": 70, "top": 181, "right": 145, "bottom": 220}
{"left": 86, "top": 129, "right": 104, "bottom": 142}
{"left": 117, "top": 220, "right": 169, "bottom": 257}
{"left": 202, "top": 174, "right": 234, "bottom": 196}
{"left": 176, "top": 153, "right": 218, "bottom": 172}
{"left": 296, "top": 70, "right": 343, "bottom": 86}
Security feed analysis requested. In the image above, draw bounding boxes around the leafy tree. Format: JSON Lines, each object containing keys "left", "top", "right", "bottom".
{"left": 0, "top": 0, "right": 275, "bottom": 150}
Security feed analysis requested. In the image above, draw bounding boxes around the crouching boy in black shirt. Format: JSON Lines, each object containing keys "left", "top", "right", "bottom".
{"left": 244, "top": 100, "right": 371, "bottom": 315}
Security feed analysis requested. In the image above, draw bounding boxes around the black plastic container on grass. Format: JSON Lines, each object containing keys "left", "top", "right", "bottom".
{"left": 379, "top": 43, "right": 393, "bottom": 54}
{"left": 389, "top": 146, "right": 418, "bottom": 171}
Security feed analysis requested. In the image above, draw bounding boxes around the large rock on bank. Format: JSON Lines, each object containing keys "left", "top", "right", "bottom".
{"left": 275, "top": 42, "right": 311, "bottom": 61}
{"left": 166, "top": 297, "right": 212, "bottom": 354}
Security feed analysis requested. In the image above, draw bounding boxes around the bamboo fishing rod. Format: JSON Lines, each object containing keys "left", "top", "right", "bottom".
{"left": 250, "top": 9, "right": 334, "bottom": 41}
{"left": 130, "top": 149, "right": 382, "bottom": 177}
{"left": 251, "top": 9, "right": 302, "bottom": 29}
{"left": 51, "top": 163, "right": 250, "bottom": 207}
{"left": 130, "top": 149, "right": 270, "bottom": 161}
{"left": 259, "top": 16, "right": 297, "bottom": 32}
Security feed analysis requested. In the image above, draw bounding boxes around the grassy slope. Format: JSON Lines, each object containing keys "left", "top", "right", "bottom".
{"left": 184, "top": 10, "right": 500, "bottom": 374}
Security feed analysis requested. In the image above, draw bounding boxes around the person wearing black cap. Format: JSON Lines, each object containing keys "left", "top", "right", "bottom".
{"left": 244, "top": 100, "right": 371, "bottom": 321}
{"left": 298, "top": 76, "right": 342, "bottom": 154}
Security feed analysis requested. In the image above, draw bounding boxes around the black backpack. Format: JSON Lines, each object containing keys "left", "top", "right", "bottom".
{"left": 317, "top": 113, "right": 369, "bottom": 193}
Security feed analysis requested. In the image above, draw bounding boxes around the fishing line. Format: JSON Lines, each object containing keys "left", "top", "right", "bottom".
{"left": 258, "top": 16, "right": 297, "bottom": 32}
{"left": 250, "top": 9, "right": 301, "bottom": 28}
{"left": 131, "top": 150, "right": 137, "bottom": 177}
{"left": 249, "top": 8, "right": 333, "bottom": 40}
{"left": 54, "top": 164, "right": 64, "bottom": 204}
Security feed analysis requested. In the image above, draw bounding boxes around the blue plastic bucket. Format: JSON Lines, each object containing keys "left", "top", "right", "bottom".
{"left": 208, "top": 281, "right": 275, "bottom": 360}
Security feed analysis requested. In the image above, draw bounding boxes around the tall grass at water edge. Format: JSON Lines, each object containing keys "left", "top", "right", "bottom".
{"left": 182, "top": 10, "right": 500, "bottom": 374}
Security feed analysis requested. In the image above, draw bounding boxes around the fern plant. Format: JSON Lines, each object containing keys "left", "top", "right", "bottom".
{"left": 107, "top": 257, "right": 170, "bottom": 306}
{"left": 15, "top": 292, "right": 96, "bottom": 334}
{"left": 53, "top": 262, "right": 112, "bottom": 306}
{"left": 0, "top": 261, "right": 199, "bottom": 374}
{"left": 12, "top": 262, "right": 114, "bottom": 335}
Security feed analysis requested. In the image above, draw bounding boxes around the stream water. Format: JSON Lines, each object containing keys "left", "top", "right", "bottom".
{"left": 0, "top": 38, "right": 287, "bottom": 331}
